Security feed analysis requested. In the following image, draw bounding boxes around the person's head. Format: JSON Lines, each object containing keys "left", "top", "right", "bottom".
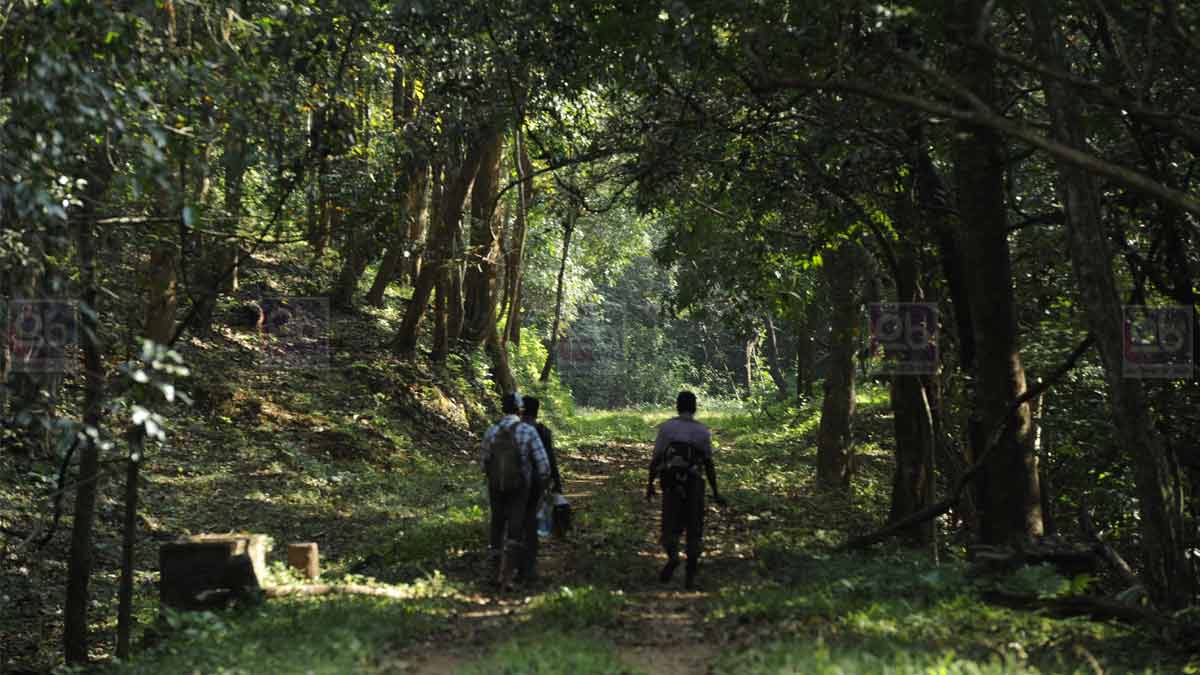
{"left": 676, "top": 390, "right": 697, "bottom": 415}
{"left": 522, "top": 396, "right": 541, "bottom": 420}
{"left": 502, "top": 392, "right": 523, "bottom": 415}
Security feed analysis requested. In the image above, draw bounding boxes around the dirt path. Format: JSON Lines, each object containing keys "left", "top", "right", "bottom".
{"left": 396, "top": 437, "right": 750, "bottom": 674}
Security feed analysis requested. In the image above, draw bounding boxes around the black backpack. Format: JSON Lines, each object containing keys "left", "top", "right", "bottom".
{"left": 487, "top": 423, "right": 524, "bottom": 493}
{"left": 660, "top": 440, "right": 703, "bottom": 498}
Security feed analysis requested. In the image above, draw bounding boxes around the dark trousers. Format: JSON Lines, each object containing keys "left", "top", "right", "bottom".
{"left": 519, "top": 481, "right": 544, "bottom": 578}
{"left": 489, "top": 485, "right": 530, "bottom": 563}
{"left": 661, "top": 475, "right": 705, "bottom": 567}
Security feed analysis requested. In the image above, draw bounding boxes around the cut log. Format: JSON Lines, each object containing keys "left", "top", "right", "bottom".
{"left": 969, "top": 540, "right": 1102, "bottom": 578}
{"left": 159, "top": 534, "right": 269, "bottom": 610}
{"left": 287, "top": 542, "right": 320, "bottom": 580}
{"left": 264, "top": 583, "right": 409, "bottom": 600}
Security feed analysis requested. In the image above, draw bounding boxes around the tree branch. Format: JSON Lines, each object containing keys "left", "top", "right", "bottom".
{"left": 752, "top": 73, "right": 1200, "bottom": 219}
{"left": 839, "top": 335, "right": 1095, "bottom": 550}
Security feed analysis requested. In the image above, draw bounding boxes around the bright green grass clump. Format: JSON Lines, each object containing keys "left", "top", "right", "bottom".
{"left": 460, "top": 632, "right": 639, "bottom": 675}
{"left": 109, "top": 591, "right": 449, "bottom": 675}
{"left": 527, "top": 586, "right": 627, "bottom": 630}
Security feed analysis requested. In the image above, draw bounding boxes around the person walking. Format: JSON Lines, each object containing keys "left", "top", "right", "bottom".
{"left": 646, "top": 391, "right": 727, "bottom": 590}
{"left": 517, "top": 395, "right": 564, "bottom": 583}
{"left": 481, "top": 392, "right": 550, "bottom": 589}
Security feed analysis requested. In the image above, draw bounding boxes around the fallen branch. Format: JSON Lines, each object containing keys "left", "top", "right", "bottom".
{"left": 982, "top": 590, "right": 1170, "bottom": 627}
{"left": 263, "top": 583, "right": 413, "bottom": 600}
{"left": 839, "top": 336, "right": 1095, "bottom": 550}
{"left": 1079, "top": 504, "right": 1142, "bottom": 591}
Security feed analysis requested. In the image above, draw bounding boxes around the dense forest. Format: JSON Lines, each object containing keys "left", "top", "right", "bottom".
{"left": 2, "top": 1, "right": 1199, "bottom": 673}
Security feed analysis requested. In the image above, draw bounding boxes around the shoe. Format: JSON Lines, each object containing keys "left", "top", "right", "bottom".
{"left": 659, "top": 557, "right": 680, "bottom": 583}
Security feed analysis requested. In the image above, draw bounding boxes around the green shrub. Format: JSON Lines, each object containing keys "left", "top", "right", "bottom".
{"left": 510, "top": 327, "right": 577, "bottom": 426}
{"left": 995, "top": 564, "right": 1071, "bottom": 600}
{"left": 113, "top": 592, "right": 446, "bottom": 674}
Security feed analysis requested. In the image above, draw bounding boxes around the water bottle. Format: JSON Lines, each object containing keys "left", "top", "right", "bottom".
{"left": 537, "top": 501, "right": 552, "bottom": 537}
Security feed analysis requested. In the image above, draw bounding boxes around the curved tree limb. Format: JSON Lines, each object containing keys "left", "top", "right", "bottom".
{"left": 752, "top": 75, "right": 1200, "bottom": 219}
{"left": 839, "top": 335, "right": 1095, "bottom": 551}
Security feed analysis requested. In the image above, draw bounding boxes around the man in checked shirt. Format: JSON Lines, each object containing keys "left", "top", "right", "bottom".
{"left": 480, "top": 392, "right": 550, "bottom": 589}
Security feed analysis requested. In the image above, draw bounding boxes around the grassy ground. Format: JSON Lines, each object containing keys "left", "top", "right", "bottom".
{"left": 103, "top": 400, "right": 1192, "bottom": 674}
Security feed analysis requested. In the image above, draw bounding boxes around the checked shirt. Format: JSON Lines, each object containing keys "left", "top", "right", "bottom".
{"left": 480, "top": 415, "right": 550, "bottom": 486}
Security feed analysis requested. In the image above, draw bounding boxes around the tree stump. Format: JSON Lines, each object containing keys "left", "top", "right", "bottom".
{"left": 159, "top": 534, "right": 269, "bottom": 610}
{"left": 287, "top": 542, "right": 320, "bottom": 579}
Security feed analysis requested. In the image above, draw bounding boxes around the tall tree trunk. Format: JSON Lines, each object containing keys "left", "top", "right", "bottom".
{"left": 486, "top": 327, "right": 516, "bottom": 395}
{"left": 444, "top": 151, "right": 473, "bottom": 346}
{"left": 764, "top": 313, "right": 790, "bottom": 398}
{"left": 1029, "top": 1, "right": 1194, "bottom": 608}
{"left": 915, "top": 146, "right": 975, "bottom": 372}
{"left": 887, "top": 181, "right": 935, "bottom": 544}
{"left": 332, "top": 218, "right": 375, "bottom": 310}
{"left": 743, "top": 333, "right": 758, "bottom": 392}
{"left": 366, "top": 165, "right": 428, "bottom": 306}
{"left": 367, "top": 58, "right": 424, "bottom": 307}
{"left": 144, "top": 240, "right": 178, "bottom": 346}
{"left": 949, "top": 0, "right": 1042, "bottom": 544}
{"left": 64, "top": 204, "right": 106, "bottom": 665}
{"left": 308, "top": 155, "right": 332, "bottom": 257}
{"left": 446, "top": 208, "right": 467, "bottom": 345}
{"left": 404, "top": 165, "right": 430, "bottom": 284}
{"left": 221, "top": 124, "right": 247, "bottom": 294}
{"left": 912, "top": 130, "right": 979, "bottom": 530}
{"left": 539, "top": 202, "right": 578, "bottom": 382}
{"left": 394, "top": 138, "right": 487, "bottom": 357}
{"left": 461, "top": 129, "right": 505, "bottom": 347}
{"left": 116, "top": 431, "right": 143, "bottom": 660}
{"left": 367, "top": 241, "right": 406, "bottom": 308}
{"left": 796, "top": 299, "right": 818, "bottom": 400}
{"left": 505, "top": 129, "right": 534, "bottom": 346}
{"left": 432, "top": 276, "right": 448, "bottom": 364}
{"left": 816, "top": 244, "right": 861, "bottom": 490}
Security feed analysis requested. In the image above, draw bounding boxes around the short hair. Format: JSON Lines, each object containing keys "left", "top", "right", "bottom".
{"left": 523, "top": 396, "right": 541, "bottom": 419}
{"left": 502, "top": 392, "right": 522, "bottom": 414}
{"left": 676, "top": 391, "right": 697, "bottom": 415}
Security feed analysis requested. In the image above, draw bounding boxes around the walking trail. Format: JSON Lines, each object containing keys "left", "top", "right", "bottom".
{"left": 397, "top": 432, "right": 753, "bottom": 674}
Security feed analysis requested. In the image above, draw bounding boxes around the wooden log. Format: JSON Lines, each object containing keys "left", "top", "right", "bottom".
{"left": 287, "top": 542, "right": 320, "bottom": 579}
{"left": 982, "top": 589, "right": 1172, "bottom": 627}
{"left": 969, "top": 541, "right": 1101, "bottom": 577}
{"left": 264, "top": 583, "right": 410, "bottom": 600}
{"left": 159, "top": 533, "right": 269, "bottom": 610}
